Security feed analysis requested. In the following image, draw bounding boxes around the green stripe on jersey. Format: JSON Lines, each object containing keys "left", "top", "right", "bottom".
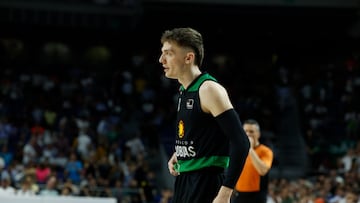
{"left": 180, "top": 73, "right": 217, "bottom": 92}
{"left": 175, "top": 156, "right": 229, "bottom": 173}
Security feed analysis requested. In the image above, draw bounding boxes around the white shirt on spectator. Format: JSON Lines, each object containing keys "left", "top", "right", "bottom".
{"left": 76, "top": 132, "right": 91, "bottom": 158}
{"left": 0, "top": 186, "right": 16, "bottom": 196}
{"left": 125, "top": 136, "right": 145, "bottom": 157}
{"left": 22, "top": 138, "right": 37, "bottom": 165}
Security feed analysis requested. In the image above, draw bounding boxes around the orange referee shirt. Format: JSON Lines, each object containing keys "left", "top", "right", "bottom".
{"left": 235, "top": 144, "right": 273, "bottom": 192}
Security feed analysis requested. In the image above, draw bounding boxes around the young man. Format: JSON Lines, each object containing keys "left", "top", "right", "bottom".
{"left": 232, "top": 119, "right": 274, "bottom": 203}
{"left": 159, "top": 27, "right": 250, "bottom": 203}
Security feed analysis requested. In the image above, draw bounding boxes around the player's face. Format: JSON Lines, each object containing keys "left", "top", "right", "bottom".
{"left": 243, "top": 124, "right": 260, "bottom": 141}
{"left": 159, "top": 41, "right": 188, "bottom": 79}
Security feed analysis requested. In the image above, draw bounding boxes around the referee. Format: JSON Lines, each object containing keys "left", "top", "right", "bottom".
{"left": 232, "top": 119, "right": 274, "bottom": 203}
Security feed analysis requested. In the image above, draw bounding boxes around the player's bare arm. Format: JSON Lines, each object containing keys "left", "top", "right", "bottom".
{"left": 199, "top": 80, "right": 233, "bottom": 116}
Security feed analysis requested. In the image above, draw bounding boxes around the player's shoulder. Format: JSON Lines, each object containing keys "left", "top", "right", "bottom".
{"left": 200, "top": 79, "right": 225, "bottom": 92}
{"left": 259, "top": 144, "right": 274, "bottom": 152}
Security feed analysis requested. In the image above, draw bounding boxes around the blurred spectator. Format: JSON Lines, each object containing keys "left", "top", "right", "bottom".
{"left": 60, "top": 185, "right": 73, "bottom": 196}
{"left": 97, "top": 156, "right": 112, "bottom": 187}
{"left": 62, "top": 178, "right": 79, "bottom": 196}
{"left": 125, "top": 134, "right": 146, "bottom": 158}
{"left": 0, "top": 172, "right": 16, "bottom": 196}
{"left": 75, "top": 131, "right": 92, "bottom": 160}
{"left": 0, "top": 157, "right": 4, "bottom": 170}
{"left": 64, "top": 152, "right": 83, "bottom": 184}
{"left": 17, "top": 175, "right": 37, "bottom": 196}
{"left": 22, "top": 137, "right": 38, "bottom": 165}
{"left": 340, "top": 148, "right": 356, "bottom": 173}
{"left": 38, "top": 175, "right": 59, "bottom": 196}
{"left": 35, "top": 159, "right": 51, "bottom": 184}
{"left": 154, "top": 187, "right": 173, "bottom": 203}
{"left": 0, "top": 118, "right": 13, "bottom": 147}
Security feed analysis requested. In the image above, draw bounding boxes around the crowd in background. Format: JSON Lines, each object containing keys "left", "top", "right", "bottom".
{"left": 0, "top": 24, "right": 360, "bottom": 203}
{"left": 0, "top": 38, "right": 177, "bottom": 202}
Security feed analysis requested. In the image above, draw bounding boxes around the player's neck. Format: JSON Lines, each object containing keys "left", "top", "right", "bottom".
{"left": 180, "top": 68, "right": 201, "bottom": 89}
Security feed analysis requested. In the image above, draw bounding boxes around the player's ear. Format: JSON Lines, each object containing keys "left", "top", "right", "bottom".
{"left": 185, "top": 52, "right": 194, "bottom": 64}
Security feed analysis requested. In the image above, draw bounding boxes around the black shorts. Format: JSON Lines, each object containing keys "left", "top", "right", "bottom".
{"left": 172, "top": 167, "right": 224, "bottom": 203}
{"left": 231, "top": 191, "right": 267, "bottom": 203}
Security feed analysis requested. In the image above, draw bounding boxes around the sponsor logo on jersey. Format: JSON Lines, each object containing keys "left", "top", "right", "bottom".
{"left": 178, "top": 120, "right": 184, "bottom": 138}
{"left": 175, "top": 145, "right": 196, "bottom": 158}
{"left": 186, "top": 99, "right": 194, "bottom": 109}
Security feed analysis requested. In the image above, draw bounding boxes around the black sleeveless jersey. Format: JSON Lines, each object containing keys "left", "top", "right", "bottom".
{"left": 174, "top": 72, "right": 230, "bottom": 173}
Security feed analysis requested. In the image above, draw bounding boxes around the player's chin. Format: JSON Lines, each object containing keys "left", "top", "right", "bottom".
{"left": 164, "top": 72, "right": 176, "bottom": 79}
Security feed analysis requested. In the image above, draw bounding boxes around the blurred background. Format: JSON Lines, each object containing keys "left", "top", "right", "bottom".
{"left": 0, "top": 0, "right": 359, "bottom": 202}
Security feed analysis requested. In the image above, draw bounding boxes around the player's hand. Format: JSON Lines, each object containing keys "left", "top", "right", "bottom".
{"left": 212, "top": 195, "right": 230, "bottom": 203}
{"left": 168, "top": 152, "right": 179, "bottom": 176}
{"left": 212, "top": 186, "right": 232, "bottom": 203}
{"left": 248, "top": 135, "right": 255, "bottom": 148}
